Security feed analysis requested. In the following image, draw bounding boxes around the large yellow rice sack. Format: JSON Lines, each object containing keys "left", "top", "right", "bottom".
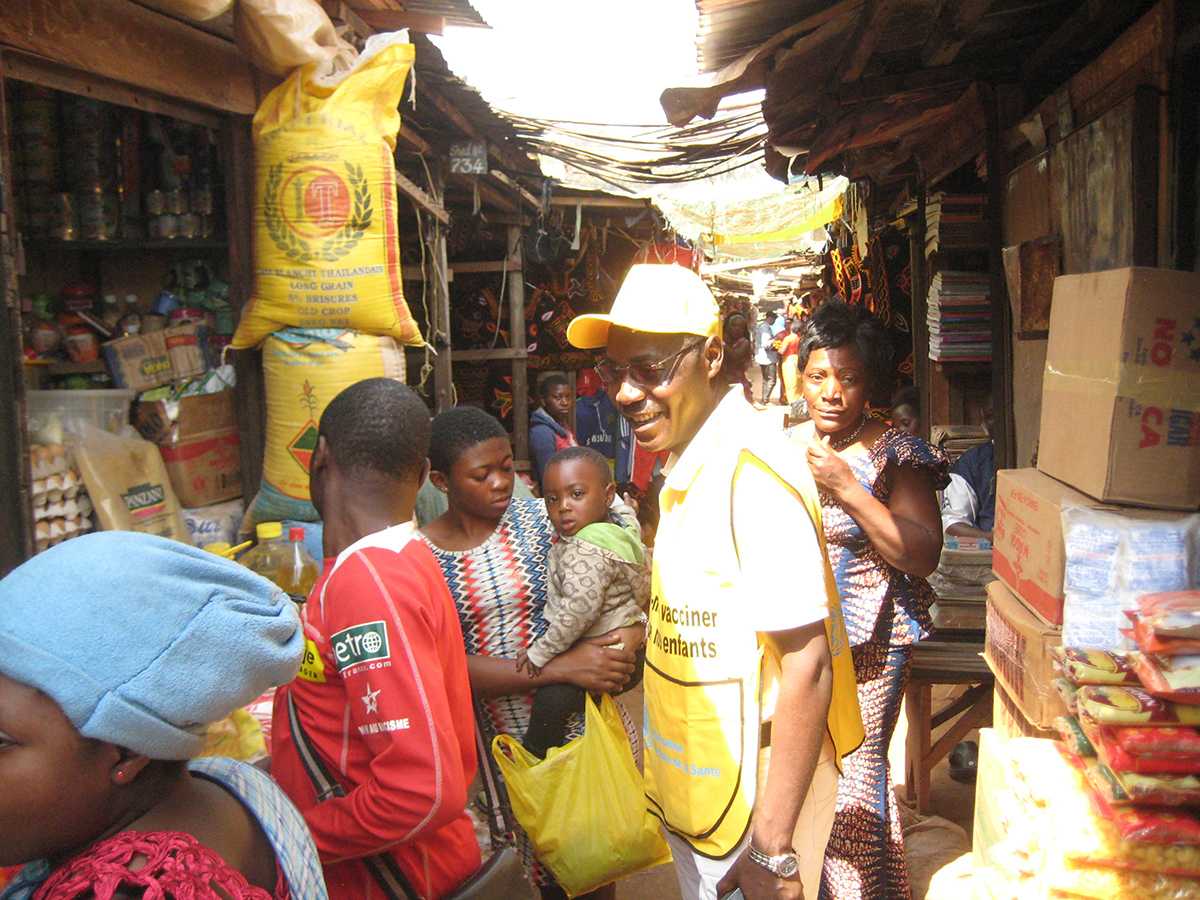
{"left": 248, "top": 328, "right": 405, "bottom": 523}
{"left": 233, "top": 35, "right": 423, "bottom": 349}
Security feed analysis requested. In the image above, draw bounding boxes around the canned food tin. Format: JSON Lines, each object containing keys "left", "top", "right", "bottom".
{"left": 78, "top": 188, "right": 119, "bottom": 241}
{"left": 149, "top": 214, "right": 179, "bottom": 240}
{"left": 145, "top": 189, "right": 165, "bottom": 216}
{"left": 165, "top": 188, "right": 188, "bottom": 215}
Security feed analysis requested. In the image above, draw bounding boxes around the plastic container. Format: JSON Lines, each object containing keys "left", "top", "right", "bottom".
{"left": 281, "top": 526, "right": 320, "bottom": 604}
{"left": 241, "top": 522, "right": 319, "bottom": 604}
{"left": 26, "top": 389, "right": 134, "bottom": 444}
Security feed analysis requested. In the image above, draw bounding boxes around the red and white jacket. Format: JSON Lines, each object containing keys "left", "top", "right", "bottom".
{"left": 271, "top": 523, "right": 480, "bottom": 899}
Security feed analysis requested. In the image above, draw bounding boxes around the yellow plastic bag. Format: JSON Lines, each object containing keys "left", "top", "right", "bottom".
{"left": 233, "top": 36, "right": 423, "bottom": 349}
{"left": 492, "top": 694, "right": 671, "bottom": 897}
{"left": 199, "top": 708, "right": 268, "bottom": 762}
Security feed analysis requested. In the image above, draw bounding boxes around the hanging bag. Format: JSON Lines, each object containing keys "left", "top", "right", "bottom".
{"left": 286, "top": 693, "right": 525, "bottom": 899}
{"left": 491, "top": 693, "right": 671, "bottom": 897}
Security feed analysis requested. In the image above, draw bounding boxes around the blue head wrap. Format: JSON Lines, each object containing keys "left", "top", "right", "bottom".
{"left": 0, "top": 532, "right": 303, "bottom": 760}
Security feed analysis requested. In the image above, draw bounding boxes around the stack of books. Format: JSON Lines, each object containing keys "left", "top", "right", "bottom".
{"left": 927, "top": 270, "right": 992, "bottom": 362}
{"left": 926, "top": 193, "right": 988, "bottom": 257}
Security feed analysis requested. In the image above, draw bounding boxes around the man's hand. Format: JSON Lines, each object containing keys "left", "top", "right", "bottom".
{"left": 715, "top": 847, "right": 803, "bottom": 900}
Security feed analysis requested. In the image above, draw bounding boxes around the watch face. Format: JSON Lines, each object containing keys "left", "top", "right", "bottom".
{"left": 777, "top": 855, "right": 800, "bottom": 878}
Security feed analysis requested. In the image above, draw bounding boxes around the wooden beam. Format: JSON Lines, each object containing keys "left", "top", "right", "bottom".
{"left": 489, "top": 170, "right": 540, "bottom": 210}
{"left": 508, "top": 225, "right": 529, "bottom": 464}
{"left": 223, "top": 117, "right": 266, "bottom": 505}
{"left": 395, "top": 168, "right": 450, "bottom": 225}
{"left": 0, "top": 52, "right": 32, "bottom": 571}
{"left": 836, "top": 63, "right": 978, "bottom": 105}
{"left": 5, "top": 53, "right": 224, "bottom": 128}
{"left": 982, "top": 82, "right": 1016, "bottom": 470}
{"left": 320, "top": 1, "right": 372, "bottom": 42}
{"left": 840, "top": 0, "right": 895, "bottom": 82}
{"left": 396, "top": 124, "right": 432, "bottom": 155}
{"left": 429, "top": 195, "right": 454, "bottom": 413}
{"left": 451, "top": 175, "right": 518, "bottom": 213}
{"left": 420, "top": 83, "right": 533, "bottom": 175}
{"left": 450, "top": 258, "right": 522, "bottom": 274}
{"left": 549, "top": 196, "right": 650, "bottom": 209}
{"left": 357, "top": 11, "right": 446, "bottom": 34}
{"left": 453, "top": 348, "right": 528, "bottom": 361}
{"left": 1020, "top": 0, "right": 1113, "bottom": 84}
{"left": 921, "top": 0, "right": 996, "bottom": 67}
{"left": 0, "top": 0, "right": 257, "bottom": 114}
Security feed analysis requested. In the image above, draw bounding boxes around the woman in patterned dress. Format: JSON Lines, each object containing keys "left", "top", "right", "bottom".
{"left": 419, "top": 407, "right": 641, "bottom": 900}
{"left": 791, "top": 301, "right": 948, "bottom": 900}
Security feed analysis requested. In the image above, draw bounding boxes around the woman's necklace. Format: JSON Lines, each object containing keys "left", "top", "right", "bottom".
{"left": 815, "top": 415, "right": 867, "bottom": 506}
{"left": 819, "top": 414, "right": 868, "bottom": 451}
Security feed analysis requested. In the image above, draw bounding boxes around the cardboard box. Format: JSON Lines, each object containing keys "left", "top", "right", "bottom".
{"left": 1038, "top": 267, "right": 1200, "bottom": 510}
{"left": 103, "top": 330, "right": 171, "bottom": 392}
{"left": 133, "top": 390, "right": 240, "bottom": 508}
{"left": 104, "top": 324, "right": 209, "bottom": 392}
{"left": 992, "top": 681, "right": 1055, "bottom": 740}
{"left": 983, "top": 580, "right": 1063, "bottom": 730}
{"left": 993, "top": 468, "right": 1108, "bottom": 625}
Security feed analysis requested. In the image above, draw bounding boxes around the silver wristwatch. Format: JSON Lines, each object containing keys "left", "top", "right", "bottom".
{"left": 747, "top": 843, "right": 801, "bottom": 878}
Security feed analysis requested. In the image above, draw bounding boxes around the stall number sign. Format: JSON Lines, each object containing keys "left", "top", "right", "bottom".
{"left": 450, "top": 141, "right": 488, "bottom": 175}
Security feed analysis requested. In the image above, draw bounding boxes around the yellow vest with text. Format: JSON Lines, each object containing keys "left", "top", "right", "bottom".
{"left": 643, "top": 410, "right": 863, "bottom": 859}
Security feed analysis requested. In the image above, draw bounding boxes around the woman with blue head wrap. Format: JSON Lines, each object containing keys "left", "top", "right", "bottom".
{"left": 0, "top": 532, "right": 327, "bottom": 900}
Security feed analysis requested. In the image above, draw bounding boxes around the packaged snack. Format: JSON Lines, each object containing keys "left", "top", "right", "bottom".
{"left": 1054, "top": 677, "right": 1080, "bottom": 714}
{"left": 1053, "top": 647, "right": 1140, "bottom": 685}
{"left": 1116, "top": 769, "right": 1200, "bottom": 806}
{"left": 1076, "top": 685, "right": 1200, "bottom": 726}
{"left": 1077, "top": 714, "right": 1200, "bottom": 773}
{"left": 1101, "top": 805, "right": 1200, "bottom": 846}
{"left": 1055, "top": 716, "right": 1096, "bottom": 757}
{"left": 1126, "top": 619, "right": 1200, "bottom": 656}
{"left": 1136, "top": 592, "right": 1200, "bottom": 639}
{"left": 1049, "top": 861, "right": 1200, "bottom": 898}
{"left": 1113, "top": 724, "right": 1200, "bottom": 758}
{"left": 1132, "top": 652, "right": 1200, "bottom": 704}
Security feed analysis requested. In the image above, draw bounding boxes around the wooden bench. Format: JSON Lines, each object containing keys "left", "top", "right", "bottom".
{"left": 904, "top": 637, "right": 993, "bottom": 813}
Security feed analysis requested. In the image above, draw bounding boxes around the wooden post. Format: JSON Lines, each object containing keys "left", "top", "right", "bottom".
{"left": 0, "top": 51, "right": 33, "bottom": 572}
{"left": 983, "top": 83, "right": 1016, "bottom": 470}
{"left": 908, "top": 183, "right": 931, "bottom": 441}
{"left": 429, "top": 164, "right": 453, "bottom": 413}
{"left": 507, "top": 225, "right": 529, "bottom": 462}
{"left": 222, "top": 116, "right": 265, "bottom": 501}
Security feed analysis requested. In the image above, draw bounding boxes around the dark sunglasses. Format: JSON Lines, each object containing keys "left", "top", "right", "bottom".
{"left": 595, "top": 337, "right": 707, "bottom": 389}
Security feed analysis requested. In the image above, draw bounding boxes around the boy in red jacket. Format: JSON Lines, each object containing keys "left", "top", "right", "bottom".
{"left": 272, "top": 378, "right": 480, "bottom": 899}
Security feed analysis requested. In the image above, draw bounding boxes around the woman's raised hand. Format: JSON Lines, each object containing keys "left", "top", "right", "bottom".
{"left": 806, "top": 433, "right": 857, "bottom": 499}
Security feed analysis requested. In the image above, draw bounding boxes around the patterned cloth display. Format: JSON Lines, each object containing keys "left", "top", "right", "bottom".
{"left": 816, "top": 428, "right": 948, "bottom": 900}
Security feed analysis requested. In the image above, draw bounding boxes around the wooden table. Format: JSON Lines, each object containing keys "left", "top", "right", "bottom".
{"left": 904, "top": 635, "right": 993, "bottom": 813}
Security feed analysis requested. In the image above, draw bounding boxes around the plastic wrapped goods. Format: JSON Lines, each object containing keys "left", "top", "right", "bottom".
{"left": 1061, "top": 508, "right": 1199, "bottom": 651}
{"left": 233, "top": 34, "right": 422, "bottom": 348}
{"left": 1053, "top": 647, "right": 1140, "bottom": 686}
{"left": 1076, "top": 685, "right": 1200, "bottom": 726}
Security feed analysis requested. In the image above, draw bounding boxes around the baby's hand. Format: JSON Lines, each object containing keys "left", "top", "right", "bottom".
{"left": 515, "top": 650, "right": 540, "bottom": 678}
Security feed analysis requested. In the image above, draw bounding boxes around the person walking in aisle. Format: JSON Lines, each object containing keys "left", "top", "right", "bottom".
{"left": 755, "top": 310, "right": 780, "bottom": 404}
{"left": 271, "top": 379, "right": 481, "bottom": 899}
{"left": 791, "top": 301, "right": 948, "bottom": 900}
{"left": 568, "top": 263, "right": 863, "bottom": 900}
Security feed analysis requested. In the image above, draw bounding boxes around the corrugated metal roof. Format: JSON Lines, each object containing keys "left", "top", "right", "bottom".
{"left": 695, "top": 0, "right": 835, "bottom": 72}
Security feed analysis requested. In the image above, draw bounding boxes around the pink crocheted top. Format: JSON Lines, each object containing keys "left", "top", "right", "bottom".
{"left": 33, "top": 831, "right": 289, "bottom": 899}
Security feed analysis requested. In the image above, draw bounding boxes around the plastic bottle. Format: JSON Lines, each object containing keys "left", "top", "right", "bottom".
{"left": 241, "top": 521, "right": 289, "bottom": 590}
{"left": 280, "top": 526, "right": 320, "bottom": 605}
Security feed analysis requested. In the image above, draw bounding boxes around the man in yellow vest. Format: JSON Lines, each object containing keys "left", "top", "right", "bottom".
{"left": 568, "top": 264, "right": 862, "bottom": 900}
